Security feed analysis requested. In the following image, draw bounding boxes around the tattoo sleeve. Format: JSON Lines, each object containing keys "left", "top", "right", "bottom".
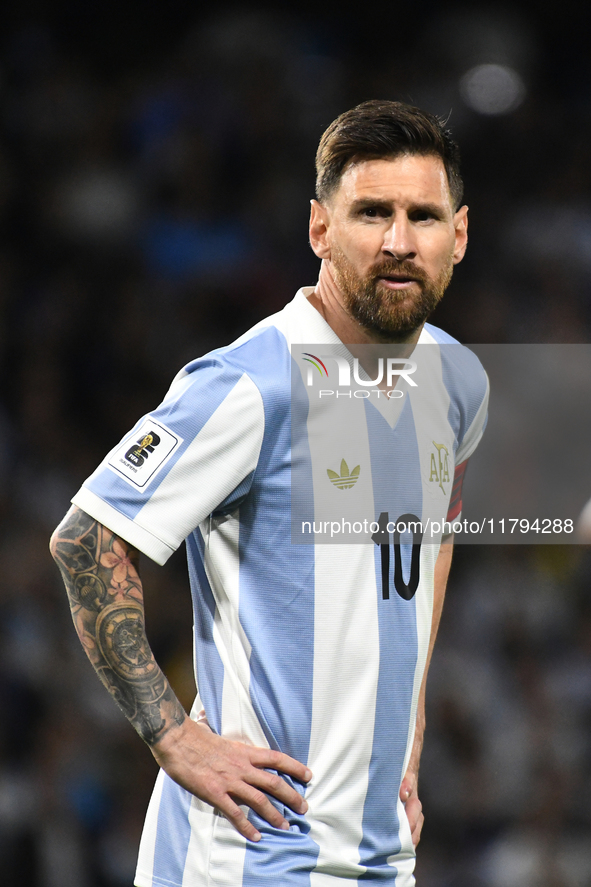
{"left": 50, "top": 506, "right": 186, "bottom": 746}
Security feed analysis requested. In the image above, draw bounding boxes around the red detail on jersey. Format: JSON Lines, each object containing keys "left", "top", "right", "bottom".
{"left": 446, "top": 460, "right": 468, "bottom": 521}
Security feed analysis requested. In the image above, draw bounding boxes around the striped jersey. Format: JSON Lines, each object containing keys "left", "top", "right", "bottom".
{"left": 72, "top": 287, "right": 489, "bottom": 887}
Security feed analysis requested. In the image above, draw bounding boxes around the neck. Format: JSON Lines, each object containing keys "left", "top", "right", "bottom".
{"left": 308, "top": 260, "right": 424, "bottom": 346}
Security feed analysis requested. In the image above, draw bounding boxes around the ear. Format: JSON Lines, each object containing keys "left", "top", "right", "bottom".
{"left": 309, "top": 199, "right": 331, "bottom": 259}
{"left": 452, "top": 205, "right": 468, "bottom": 264}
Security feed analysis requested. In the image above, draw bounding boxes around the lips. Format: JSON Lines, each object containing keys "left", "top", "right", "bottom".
{"left": 377, "top": 275, "right": 421, "bottom": 288}
{"left": 373, "top": 260, "right": 426, "bottom": 285}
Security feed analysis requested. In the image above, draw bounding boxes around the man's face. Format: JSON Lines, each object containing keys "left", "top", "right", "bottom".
{"left": 312, "top": 155, "right": 468, "bottom": 340}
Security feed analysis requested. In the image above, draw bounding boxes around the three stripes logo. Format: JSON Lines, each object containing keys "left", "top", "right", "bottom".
{"left": 327, "top": 459, "right": 360, "bottom": 490}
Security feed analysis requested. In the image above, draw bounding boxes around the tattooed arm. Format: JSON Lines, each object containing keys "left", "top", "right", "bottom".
{"left": 49, "top": 504, "right": 186, "bottom": 744}
{"left": 50, "top": 505, "right": 311, "bottom": 840}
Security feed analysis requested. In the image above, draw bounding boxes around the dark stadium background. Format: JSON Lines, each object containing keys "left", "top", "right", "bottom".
{"left": 1, "top": 2, "right": 591, "bottom": 885}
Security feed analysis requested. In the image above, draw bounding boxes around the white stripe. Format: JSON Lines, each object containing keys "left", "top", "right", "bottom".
{"left": 303, "top": 372, "right": 380, "bottom": 878}
{"left": 135, "top": 770, "right": 165, "bottom": 886}
{"left": 305, "top": 379, "right": 377, "bottom": 544}
{"left": 179, "top": 795, "right": 248, "bottom": 886}
{"left": 307, "top": 545, "right": 380, "bottom": 879}
{"left": 180, "top": 797, "right": 215, "bottom": 885}
{"left": 207, "top": 816, "right": 248, "bottom": 886}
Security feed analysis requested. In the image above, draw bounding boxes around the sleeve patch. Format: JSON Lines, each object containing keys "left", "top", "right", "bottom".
{"left": 107, "top": 418, "right": 183, "bottom": 490}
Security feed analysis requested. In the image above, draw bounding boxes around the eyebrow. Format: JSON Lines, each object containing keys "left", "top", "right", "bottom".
{"left": 349, "top": 197, "right": 448, "bottom": 217}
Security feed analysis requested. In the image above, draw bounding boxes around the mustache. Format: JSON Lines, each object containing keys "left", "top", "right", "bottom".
{"left": 370, "top": 260, "right": 428, "bottom": 283}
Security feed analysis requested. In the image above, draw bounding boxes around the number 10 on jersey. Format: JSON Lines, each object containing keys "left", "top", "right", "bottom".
{"left": 372, "top": 512, "right": 423, "bottom": 601}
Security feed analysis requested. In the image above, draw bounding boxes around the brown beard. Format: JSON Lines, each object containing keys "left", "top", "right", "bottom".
{"left": 331, "top": 246, "right": 454, "bottom": 341}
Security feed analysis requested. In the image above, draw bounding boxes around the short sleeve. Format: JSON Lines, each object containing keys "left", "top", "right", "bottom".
{"left": 455, "top": 375, "right": 489, "bottom": 464}
{"left": 72, "top": 360, "right": 265, "bottom": 565}
{"left": 436, "top": 341, "right": 490, "bottom": 465}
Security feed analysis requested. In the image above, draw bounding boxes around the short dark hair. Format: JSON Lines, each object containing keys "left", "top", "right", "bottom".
{"left": 315, "top": 100, "right": 463, "bottom": 210}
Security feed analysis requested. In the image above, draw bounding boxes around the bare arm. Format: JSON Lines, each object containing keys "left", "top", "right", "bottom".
{"left": 50, "top": 505, "right": 310, "bottom": 841}
{"left": 50, "top": 504, "right": 186, "bottom": 743}
{"left": 399, "top": 538, "right": 454, "bottom": 846}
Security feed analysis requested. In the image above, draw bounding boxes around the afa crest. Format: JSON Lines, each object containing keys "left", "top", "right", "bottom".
{"left": 429, "top": 442, "right": 450, "bottom": 493}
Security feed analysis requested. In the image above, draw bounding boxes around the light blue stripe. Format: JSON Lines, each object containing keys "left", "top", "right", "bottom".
{"left": 151, "top": 773, "right": 193, "bottom": 885}
{"left": 216, "top": 469, "right": 256, "bottom": 514}
{"left": 236, "top": 332, "right": 316, "bottom": 763}
{"left": 358, "top": 398, "right": 421, "bottom": 880}
{"left": 232, "top": 331, "right": 319, "bottom": 882}
{"left": 242, "top": 823, "right": 317, "bottom": 886}
{"left": 186, "top": 529, "right": 225, "bottom": 735}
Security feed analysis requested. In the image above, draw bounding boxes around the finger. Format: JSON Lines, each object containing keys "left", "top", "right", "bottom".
{"left": 404, "top": 796, "right": 422, "bottom": 831}
{"left": 235, "top": 785, "right": 292, "bottom": 831}
{"left": 411, "top": 811, "right": 424, "bottom": 847}
{"left": 250, "top": 747, "right": 312, "bottom": 784}
{"left": 217, "top": 797, "right": 262, "bottom": 842}
{"left": 250, "top": 769, "right": 308, "bottom": 815}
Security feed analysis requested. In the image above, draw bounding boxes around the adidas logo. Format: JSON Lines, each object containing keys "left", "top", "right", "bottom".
{"left": 327, "top": 459, "right": 361, "bottom": 490}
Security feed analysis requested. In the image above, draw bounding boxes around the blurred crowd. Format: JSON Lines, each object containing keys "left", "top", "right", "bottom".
{"left": 1, "top": 3, "right": 591, "bottom": 885}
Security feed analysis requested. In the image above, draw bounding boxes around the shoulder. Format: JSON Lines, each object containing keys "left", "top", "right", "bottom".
{"left": 421, "top": 322, "right": 489, "bottom": 459}
{"left": 162, "top": 303, "right": 300, "bottom": 417}
{"left": 168, "top": 288, "right": 332, "bottom": 401}
{"left": 421, "top": 322, "right": 488, "bottom": 403}
{"left": 182, "top": 323, "right": 291, "bottom": 381}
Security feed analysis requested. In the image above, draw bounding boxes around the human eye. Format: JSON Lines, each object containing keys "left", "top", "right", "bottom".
{"left": 410, "top": 206, "right": 441, "bottom": 224}
{"left": 359, "top": 204, "right": 388, "bottom": 219}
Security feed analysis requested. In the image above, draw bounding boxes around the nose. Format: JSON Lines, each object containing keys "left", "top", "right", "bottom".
{"left": 382, "top": 216, "right": 416, "bottom": 261}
